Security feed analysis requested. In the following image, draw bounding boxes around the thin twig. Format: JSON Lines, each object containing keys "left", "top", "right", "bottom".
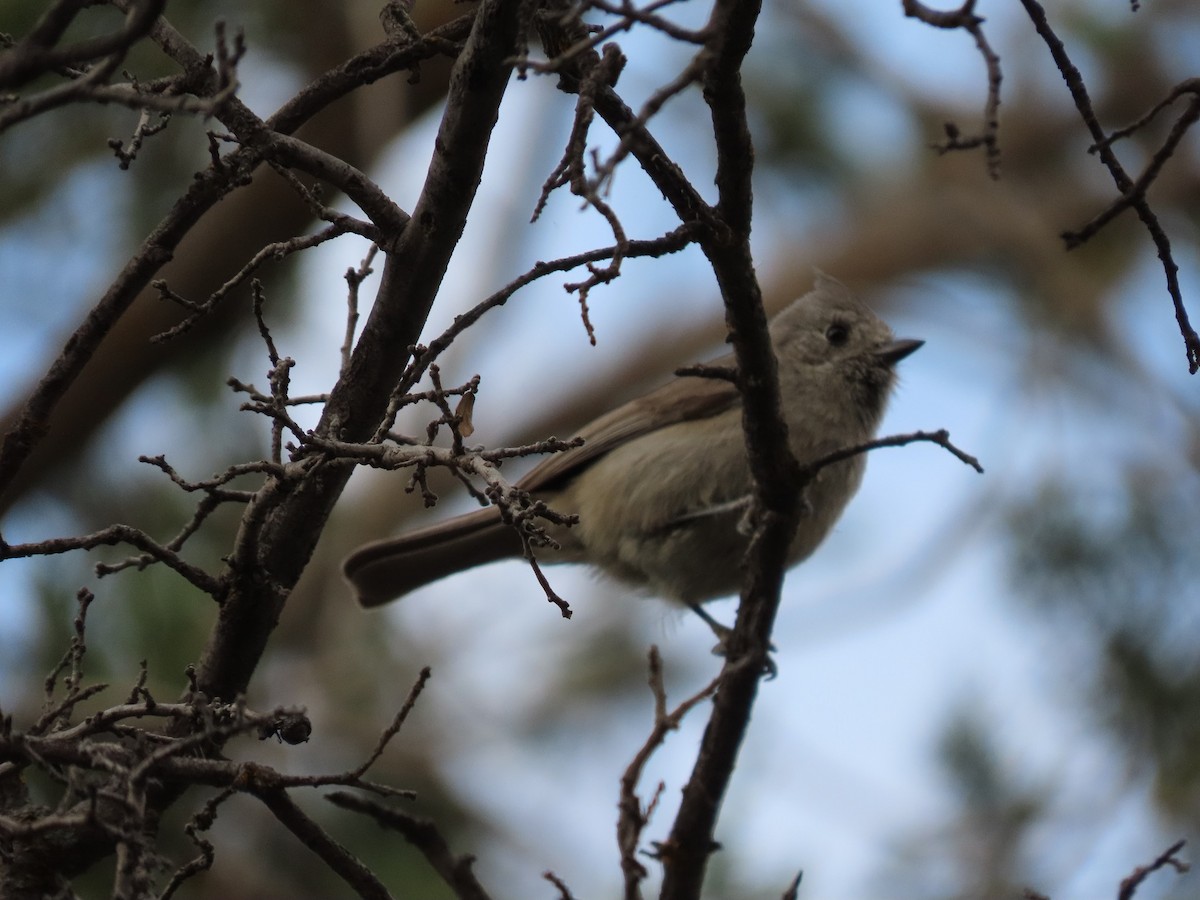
{"left": 799, "top": 429, "right": 984, "bottom": 480}
{"left": 0, "top": 525, "right": 224, "bottom": 598}
{"left": 1117, "top": 839, "right": 1189, "bottom": 900}
{"left": 618, "top": 647, "right": 721, "bottom": 900}
{"left": 902, "top": 0, "right": 1002, "bottom": 177}
{"left": 1016, "top": 0, "right": 1200, "bottom": 372}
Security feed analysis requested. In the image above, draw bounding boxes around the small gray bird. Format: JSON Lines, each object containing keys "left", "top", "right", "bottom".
{"left": 343, "top": 275, "right": 921, "bottom": 609}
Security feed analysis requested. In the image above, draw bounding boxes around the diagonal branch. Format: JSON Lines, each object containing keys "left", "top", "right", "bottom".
{"left": 195, "top": 0, "right": 525, "bottom": 707}
{"left": 1016, "top": 0, "right": 1200, "bottom": 373}
{"left": 252, "top": 786, "right": 392, "bottom": 900}
{"left": 0, "top": 14, "right": 471, "bottom": 509}
{"left": 326, "top": 792, "right": 493, "bottom": 900}
{"left": 0, "top": 0, "right": 167, "bottom": 89}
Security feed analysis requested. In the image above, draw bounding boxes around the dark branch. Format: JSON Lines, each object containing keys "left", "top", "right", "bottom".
{"left": 1016, "top": 0, "right": 1200, "bottom": 372}
{"left": 326, "top": 793, "right": 494, "bottom": 900}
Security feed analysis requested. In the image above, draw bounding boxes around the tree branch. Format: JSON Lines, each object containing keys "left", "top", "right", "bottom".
{"left": 326, "top": 793, "right": 493, "bottom": 900}
{"left": 0, "top": 13, "right": 470, "bottom": 507}
{"left": 1016, "top": 0, "right": 1200, "bottom": 372}
{"left": 195, "top": 0, "right": 524, "bottom": 708}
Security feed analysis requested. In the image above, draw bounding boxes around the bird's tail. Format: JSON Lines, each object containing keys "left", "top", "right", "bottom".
{"left": 342, "top": 507, "right": 523, "bottom": 608}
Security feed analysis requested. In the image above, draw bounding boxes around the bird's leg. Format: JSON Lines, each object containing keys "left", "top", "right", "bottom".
{"left": 686, "top": 602, "right": 777, "bottom": 678}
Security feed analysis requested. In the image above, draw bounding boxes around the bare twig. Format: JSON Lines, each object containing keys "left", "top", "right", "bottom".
{"left": 1066, "top": 86, "right": 1200, "bottom": 247}
{"left": 522, "top": 548, "right": 574, "bottom": 619}
{"left": 902, "top": 0, "right": 1002, "bottom": 177}
{"left": 394, "top": 227, "right": 696, "bottom": 423}
{"left": 522, "top": 0, "right": 702, "bottom": 78}
{"left": 0, "top": 14, "right": 473, "bottom": 506}
{"left": 251, "top": 783, "right": 392, "bottom": 900}
{"left": 1117, "top": 839, "right": 1189, "bottom": 900}
{"left": 800, "top": 429, "right": 984, "bottom": 479}
{"left": 0, "top": 525, "right": 223, "bottom": 598}
{"left": 40, "top": 588, "right": 95, "bottom": 723}
{"left": 342, "top": 244, "right": 380, "bottom": 374}
{"left": 543, "top": 869, "right": 579, "bottom": 900}
{"left": 1015, "top": 0, "right": 1200, "bottom": 372}
{"left": 139, "top": 454, "right": 272, "bottom": 499}
{"left": 159, "top": 789, "right": 231, "bottom": 899}
{"left": 108, "top": 108, "right": 171, "bottom": 169}
{"left": 618, "top": 647, "right": 721, "bottom": 899}
{"left": 347, "top": 667, "right": 431, "bottom": 781}
{"left": 152, "top": 221, "right": 373, "bottom": 343}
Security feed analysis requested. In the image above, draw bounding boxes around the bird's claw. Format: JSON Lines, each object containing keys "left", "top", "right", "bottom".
{"left": 687, "top": 604, "right": 778, "bottom": 679}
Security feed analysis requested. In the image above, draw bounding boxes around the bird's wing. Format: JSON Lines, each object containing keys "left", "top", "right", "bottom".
{"left": 519, "top": 361, "right": 742, "bottom": 494}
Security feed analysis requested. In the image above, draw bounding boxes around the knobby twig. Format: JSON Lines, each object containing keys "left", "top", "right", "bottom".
{"left": 618, "top": 647, "right": 721, "bottom": 899}
{"left": 902, "top": 0, "right": 1002, "bottom": 178}
{"left": 3, "top": 645, "right": 433, "bottom": 897}
{"left": 0, "top": 524, "right": 224, "bottom": 598}
{"left": 0, "top": 12, "right": 473, "bottom": 506}
{"left": 1117, "top": 839, "right": 1189, "bottom": 900}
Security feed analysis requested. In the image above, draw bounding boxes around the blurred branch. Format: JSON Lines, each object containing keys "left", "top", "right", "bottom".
{"left": 1117, "top": 839, "right": 1189, "bottom": 900}
{"left": 543, "top": 869, "right": 579, "bottom": 900}
{"left": 326, "top": 792, "right": 494, "bottom": 900}
{"left": 0, "top": 0, "right": 166, "bottom": 90}
{"left": 617, "top": 647, "right": 721, "bottom": 900}
{"left": 901, "top": 0, "right": 1002, "bottom": 177}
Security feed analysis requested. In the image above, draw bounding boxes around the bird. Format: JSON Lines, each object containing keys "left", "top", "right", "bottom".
{"left": 343, "top": 274, "right": 921, "bottom": 611}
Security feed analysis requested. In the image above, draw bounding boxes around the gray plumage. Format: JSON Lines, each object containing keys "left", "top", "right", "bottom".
{"left": 343, "top": 275, "right": 921, "bottom": 608}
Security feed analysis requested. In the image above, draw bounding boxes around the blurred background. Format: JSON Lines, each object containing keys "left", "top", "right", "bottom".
{"left": 2, "top": 0, "right": 1199, "bottom": 897}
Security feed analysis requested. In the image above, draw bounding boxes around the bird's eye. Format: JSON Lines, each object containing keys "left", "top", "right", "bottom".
{"left": 825, "top": 322, "right": 850, "bottom": 346}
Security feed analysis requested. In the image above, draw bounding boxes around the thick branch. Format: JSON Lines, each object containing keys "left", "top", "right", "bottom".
{"left": 0, "top": 0, "right": 167, "bottom": 89}
{"left": 659, "top": 1, "right": 786, "bottom": 897}
{"left": 195, "top": 0, "right": 524, "bottom": 706}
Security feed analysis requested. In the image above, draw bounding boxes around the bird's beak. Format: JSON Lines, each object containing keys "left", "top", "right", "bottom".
{"left": 878, "top": 338, "right": 921, "bottom": 367}
{"left": 876, "top": 338, "right": 924, "bottom": 366}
